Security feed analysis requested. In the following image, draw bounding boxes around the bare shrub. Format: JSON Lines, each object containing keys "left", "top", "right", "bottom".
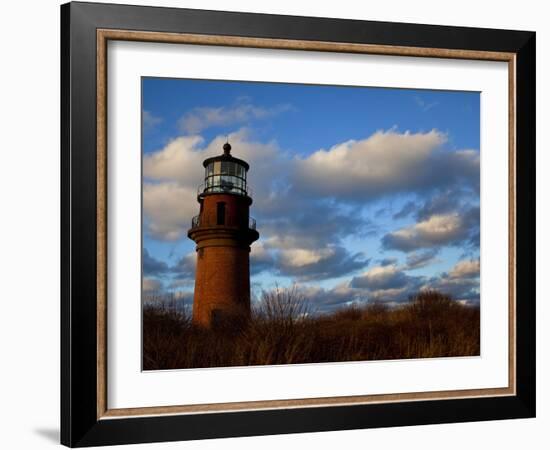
{"left": 362, "top": 301, "right": 389, "bottom": 321}
{"left": 330, "top": 304, "right": 363, "bottom": 321}
{"left": 253, "top": 285, "right": 311, "bottom": 327}
{"left": 142, "top": 289, "right": 480, "bottom": 370}
{"left": 407, "top": 289, "right": 457, "bottom": 318}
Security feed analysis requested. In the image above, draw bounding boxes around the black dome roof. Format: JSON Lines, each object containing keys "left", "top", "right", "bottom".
{"left": 202, "top": 143, "right": 250, "bottom": 170}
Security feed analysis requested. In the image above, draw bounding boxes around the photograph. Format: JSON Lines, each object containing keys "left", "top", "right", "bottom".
{"left": 54, "top": 1, "right": 536, "bottom": 447}
{"left": 141, "top": 78, "right": 481, "bottom": 370}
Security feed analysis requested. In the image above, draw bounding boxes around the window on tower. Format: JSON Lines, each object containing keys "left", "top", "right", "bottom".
{"left": 216, "top": 202, "right": 226, "bottom": 225}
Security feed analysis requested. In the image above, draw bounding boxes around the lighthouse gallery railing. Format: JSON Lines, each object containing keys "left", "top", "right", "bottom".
{"left": 191, "top": 215, "right": 256, "bottom": 230}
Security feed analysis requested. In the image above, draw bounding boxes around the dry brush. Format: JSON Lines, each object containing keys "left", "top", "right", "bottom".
{"left": 142, "top": 288, "right": 480, "bottom": 370}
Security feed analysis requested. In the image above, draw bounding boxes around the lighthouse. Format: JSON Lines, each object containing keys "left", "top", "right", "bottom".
{"left": 188, "top": 142, "right": 259, "bottom": 328}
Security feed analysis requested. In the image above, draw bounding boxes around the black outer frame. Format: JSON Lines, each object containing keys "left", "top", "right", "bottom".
{"left": 60, "top": 1, "right": 536, "bottom": 447}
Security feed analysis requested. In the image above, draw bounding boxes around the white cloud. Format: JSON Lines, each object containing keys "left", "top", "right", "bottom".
{"left": 143, "top": 135, "right": 206, "bottom": 184}
{"left": 143, "top": 110, "right": 162, "bottom": 131}
{"left": 351, "top": 264, "right": 410, "bottom": 290}
{"left": 251, "top": 241, "right": 270, "bottom": 260}
{"left": 169, "top": 279, "right": 194, "bottom": 289}
{"left": 172, "top": 251, "right": 197, "bottom": 274}
{"left": 383, "top": 213, "right": 467, "bottom": 252}
{"left": 143, "top": 277, "right": 162, "bottom": 292}
{"left": 143, "top": 182, "right": 197, "bottom": 241}
{"left": 367, "top": 287, "right": 409, "bottom": 302}
{"left": 143, "top": 129, "right": 281, "bottom": 186}
{"left": 414, "top": 96, "right": 439, "bottom": 112}
{"left": 405, "top": 249, "right": 439, "bottom": 269}
{"left": 178, "top": 102, "right": 292, "bottom": 133}
{"left": 294, "top": 129, "right": 448, "bottom": 197}
{"left": 401, "top": 213, "right": 461, "bottom": 239}
{"left": 279, "top": 247, "right": 335, "bottom": 268}
{"left": 448, "top": 259, "right": 480, "bottom": 279}
{"left": 293, "top": 129, "right": 480, "bottom": 201}
{"left": 416, "top": 258, "right": 480, "bottom": 302}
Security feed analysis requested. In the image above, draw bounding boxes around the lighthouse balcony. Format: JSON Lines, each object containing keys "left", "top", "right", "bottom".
{"left": 191, "top": 214, "right": 257, "bottom": 230}
{"left": 197, "top": 182, "right": 253, "bottom": 199}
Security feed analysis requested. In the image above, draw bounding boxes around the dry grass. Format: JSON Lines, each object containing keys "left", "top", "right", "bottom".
{"left": 142, "top": 289, "right": 480, "bottom": 370}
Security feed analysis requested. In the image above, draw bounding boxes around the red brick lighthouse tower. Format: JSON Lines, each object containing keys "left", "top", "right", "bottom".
{"left": 188, "top": 142, "right": 259, "bottom": 327}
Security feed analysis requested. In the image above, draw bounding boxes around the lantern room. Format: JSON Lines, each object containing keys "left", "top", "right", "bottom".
{"left": 201, "top": 142, "right": 249, "bottom": 197}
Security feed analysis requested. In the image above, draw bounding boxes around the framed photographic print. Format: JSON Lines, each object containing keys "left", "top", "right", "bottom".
{"left": 61, "top": 1, "right": 536, "bottom": 447}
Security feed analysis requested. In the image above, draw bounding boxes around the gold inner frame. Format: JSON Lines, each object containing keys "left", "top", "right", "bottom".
{"left": 96, "top": 29, "right": 517, "bottom": 420}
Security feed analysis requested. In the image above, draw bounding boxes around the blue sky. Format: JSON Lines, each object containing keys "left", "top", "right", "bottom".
{"left": 142, "top": 77, "right": 480, "bottom": 313}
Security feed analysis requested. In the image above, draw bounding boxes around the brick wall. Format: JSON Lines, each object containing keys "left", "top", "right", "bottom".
{"left": 188, "top": 192, "right": 257, "bottom": 327}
